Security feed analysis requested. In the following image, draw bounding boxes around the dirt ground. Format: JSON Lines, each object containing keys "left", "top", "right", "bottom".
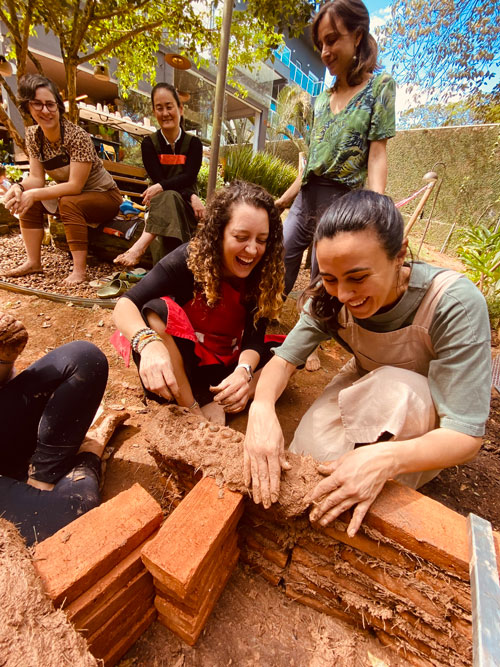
{"left": 1, "top": 234, "right": 499, "bottom": 666}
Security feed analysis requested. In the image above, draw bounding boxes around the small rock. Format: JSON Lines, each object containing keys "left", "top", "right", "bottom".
{"left": 97, "top": 320, "right": 104, "bottom": 327}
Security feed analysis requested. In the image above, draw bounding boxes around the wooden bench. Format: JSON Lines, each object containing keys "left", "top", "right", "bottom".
{"left": 49, "top": 160, "right": 154, "bottom": 267}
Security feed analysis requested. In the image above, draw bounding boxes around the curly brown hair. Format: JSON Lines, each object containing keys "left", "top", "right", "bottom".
{"left": 187, "top": 180, "right": 284, "bottom": 324}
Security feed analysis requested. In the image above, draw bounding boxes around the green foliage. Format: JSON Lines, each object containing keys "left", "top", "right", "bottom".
{"left": 197, "top": 163, "right": 224, "bottom": 201}
{"left": 267, "top": 84, "right": 312, "bottom": 151}
{"left": 386, "top": 125, "right": 500, "bottom": 249}
{"left": 223, "top": 146, "right": 297, "bottom": 198}
{"left": 0, "top": 0, "right": 313, "bottom": 145}
{"left": 456, "top": 225, "right": 500, "bottom": 295}
{"left": 3, "top": 165, "right": 23, "bottom": 183}
{"left": 378, "top": 1, "right": 500, "bottom": 102}
{"left": 485, "top": 294, "right": 500, "bottom": 330}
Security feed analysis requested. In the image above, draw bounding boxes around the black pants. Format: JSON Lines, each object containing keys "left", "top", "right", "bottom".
{"left": 0, "top": 341, "right": 108, "bottom": 546}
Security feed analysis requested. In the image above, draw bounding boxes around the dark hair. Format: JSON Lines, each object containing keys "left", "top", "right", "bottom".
{"left": 18, "top": 74, "right": 66, "bottom": 116}
{"left": 299, "top": 190, "right": 405, "bottom": 329}
{"left": 150, "top": 82, "right": 184, "bottom": 129}
{"left": 187, "top": 180, "right": 284, "bottom": 323}
{"left": 312, "top": 0, "right": 378, "bottom": 87}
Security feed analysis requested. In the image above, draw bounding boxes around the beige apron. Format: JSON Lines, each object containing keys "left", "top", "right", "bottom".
{"left": 289, "top": 270, "right": 463, "bottom": 489}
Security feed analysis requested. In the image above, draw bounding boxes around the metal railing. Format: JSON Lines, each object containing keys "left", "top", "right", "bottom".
{"left": 273, "top": 45, "right": 324, "bottom": 97}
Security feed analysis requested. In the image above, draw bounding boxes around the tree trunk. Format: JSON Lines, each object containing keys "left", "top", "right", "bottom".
{"left": 65, "top": 60, "right": 79, "bottom": 124}
{"left": 0, "top": 104, "right": 26, "bottom": 152}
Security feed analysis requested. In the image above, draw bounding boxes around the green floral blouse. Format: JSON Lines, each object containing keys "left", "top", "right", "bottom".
{"left": 303, "top": 72, "right": 396, "bottom": 189}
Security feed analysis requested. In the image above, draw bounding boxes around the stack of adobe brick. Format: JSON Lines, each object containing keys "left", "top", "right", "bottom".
{"left": 142, "top": 476, "right": 243, "bottom": 645}
{"left": 34, "top": 483, "right": 163, "bottom": 666}
{"left": 145, "top": 405, "right": 500, "bottom": 667}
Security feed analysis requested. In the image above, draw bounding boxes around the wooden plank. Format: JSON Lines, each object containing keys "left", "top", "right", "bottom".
{"left": 102, "top": 160, "right": 147, "bottom": 178}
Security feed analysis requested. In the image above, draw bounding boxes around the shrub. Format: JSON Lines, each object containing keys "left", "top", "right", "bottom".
{"left": 223, "top": 146, "right": 297, "bottom": 198}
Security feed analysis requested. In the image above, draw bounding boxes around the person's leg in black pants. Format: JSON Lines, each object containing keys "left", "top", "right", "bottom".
{"left": 0, "top": 340, "right": 108, "bottom": 545}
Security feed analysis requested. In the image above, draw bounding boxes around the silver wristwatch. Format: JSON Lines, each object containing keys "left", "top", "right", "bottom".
{"left": 236, "top": 363, "right": 253, "bottom": 382}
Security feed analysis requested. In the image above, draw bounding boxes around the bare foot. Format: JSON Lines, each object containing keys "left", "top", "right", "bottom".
{"left": 27, "top": 477, "right": 54, "bottom": 491}
{"left": 201, "top": 401, "right": 226, "bottom": 425}
{"left": 2, "top": 262, "right": 43, "bottom": 278}
{"left": 63, "top": 271, "right": 87, "bottom": 285}
{"left": 305, "top": 347, "right": 321, "bottom": 372}
{"left": 113, "top": 248, "right": 144, "bottom": 267}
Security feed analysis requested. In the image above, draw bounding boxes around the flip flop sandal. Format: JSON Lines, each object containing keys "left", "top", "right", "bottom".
{"left": 89, "top": 277, "right": 112, "bottom": 288}
{"left": 110, "top": 268, "right": 147, "bottom": 283}
{"left": 96, "top": 279, "right": 131, "bottom": 299}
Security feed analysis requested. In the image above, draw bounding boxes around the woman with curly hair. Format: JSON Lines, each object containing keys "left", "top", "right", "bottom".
{"left": 112, "top": 180, "right": 284, "bottom": 423}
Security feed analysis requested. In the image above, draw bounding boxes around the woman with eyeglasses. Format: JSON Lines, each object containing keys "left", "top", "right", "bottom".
{"left": 2, "top": 74, "right": 122, "bottom": 284}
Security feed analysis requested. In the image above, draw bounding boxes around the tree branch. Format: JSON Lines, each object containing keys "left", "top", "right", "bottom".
{"left": 76, "top": 19, "right": 165, "bottom": 64}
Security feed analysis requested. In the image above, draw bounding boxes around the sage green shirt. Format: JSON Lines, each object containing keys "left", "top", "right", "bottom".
{"left": 304, "top": 72, "right": 396, "bottom": 189}
{"left": 276, "top": 262, "right": 491, "bottom": 437}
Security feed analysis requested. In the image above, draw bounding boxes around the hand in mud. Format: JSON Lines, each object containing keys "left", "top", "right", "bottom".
{"left": 0, "top": 313, "right": 28, "bottom": 362}
{"left": 138, "top": 339, "right": 178, "bottom": 402}
{"left": 243, "top": 401, "right": 291, "bottom": 508}
{"left": 210, "top": 366, "right": 251, "bottom": 413}
{"left": 306, "top": 443, "right": 393, "bottom": 537}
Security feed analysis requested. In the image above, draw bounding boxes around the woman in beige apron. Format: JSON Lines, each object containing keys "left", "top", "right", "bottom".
{"left": 243, "top": 190, "right": 491, "bottom": 537}
{"left": 2, "top": 74, "right": 121, "bottom": 284}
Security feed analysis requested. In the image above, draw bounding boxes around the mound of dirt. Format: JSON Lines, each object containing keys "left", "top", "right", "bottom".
{"left": 0, "top": 518, "right": 96, "bottom": 667}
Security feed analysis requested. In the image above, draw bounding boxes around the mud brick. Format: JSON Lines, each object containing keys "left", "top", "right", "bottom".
{"left": 414, "top": 567, "right": 471, "bottom": 613}
{"left": 153, "top": 532, "right": 239, "bottom": 614}
{"left": 398, "top": 609, "right": 471, "bottom": 656}
{"left": 284, "top": 572, "right": 356, "bottom": 628}
{"left": 239, "top": 529, "right": 289, "bottom": 568}
{"left": 100, "top": 606, "right": 156, "bottom": 667}
{"left": 155, "top": 548, "right": 239, "bottom": 645}
{"left": 66, "top": 537, "right": 156, "bottom": 629}
{"left": 291, "top": 545, "right": 376, "bottom": 602}
{"left": 34, "top": 483, "right": 162, "bottom": 606}
{"left": 142, "top": 477, "right": 243, "bottom": 600}
{"left": 319, "top": 520, "right": 417, "bottom": 571}
{"left": 375, "top": 630, "right": 435, "bottom": 667}
{"left": 239, "top": 550, "right": 283, "bottom": 587}
{"left": 450, "top": 612, "right": 474, "bottom": 641}
{"left": 74, "top": 569, "right": 153, "bottom": 637}
{"left": 88, "top": 588, "right": 154, "bottom": 659}
{"left": 364, "top": 481, "right": 473, "bottom": 579}
{"left": 339, "top": 546, "right": 443, "bottom": 619}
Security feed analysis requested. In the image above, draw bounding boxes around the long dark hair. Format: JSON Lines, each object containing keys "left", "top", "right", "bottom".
{"left": 150, "top": 82, "right": 184, "bottom": 129}
{"left": 18, "top": 74, "right": 66, "bottom": 116}
{"left": 312, "top": 0, "right": 378, "bottom": 87}
{"left": 187, "top": 180, "right": 284, "bottom": 323}
{"left": 299, "top": 190, "right": 405, "bottom": 330}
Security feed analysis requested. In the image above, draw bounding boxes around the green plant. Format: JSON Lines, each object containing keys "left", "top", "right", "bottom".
{"left": 485, "top": 294, "right": 500, "bottom": 330}
{"left": 197, "top": 163, "right": 224, "bottom": 201}
{"left": 3, "top": 165, "right": 23, "bottom": 183}
{"left": 456, "top": 224, "right": 500, "bottom": 295}
{"left": 223, "top": 146, "right": 297, "bottom": 198}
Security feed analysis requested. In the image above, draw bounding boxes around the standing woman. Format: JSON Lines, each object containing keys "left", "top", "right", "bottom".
{"left": 2, "top": 74, "right": 122, "bottom": 284}
{"left": 114, "top": 83, "right": 204, "bottom": 267}
{"left": 244, "top": 191, "right": 491, "bottom": 536}
{"left": 277, "top": 0, "right": 396, "bottom": 299}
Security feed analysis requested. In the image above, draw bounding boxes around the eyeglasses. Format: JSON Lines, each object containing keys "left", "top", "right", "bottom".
{"left": 29, "top": 100, "right": 58, "bottom": 112}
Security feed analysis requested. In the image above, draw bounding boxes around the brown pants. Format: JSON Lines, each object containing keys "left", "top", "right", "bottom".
{"left": 20, "top": 188, "right": 122, "bottom": 251}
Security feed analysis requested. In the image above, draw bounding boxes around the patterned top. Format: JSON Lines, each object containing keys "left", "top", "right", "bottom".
{"left": 25, "top": 117, "right": 116, "bottom": 192}
{"left": 304, "top": 72, "right": 396, "bottom": 189}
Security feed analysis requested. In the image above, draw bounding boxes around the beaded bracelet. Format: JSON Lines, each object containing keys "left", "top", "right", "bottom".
{"left": 136, "top": 333, "right": 163, "bottom": 355}
{"left": 131, "top": 327, "right": 156, "bottom": 353}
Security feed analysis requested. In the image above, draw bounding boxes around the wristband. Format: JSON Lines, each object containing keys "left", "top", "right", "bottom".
{"left": 236, "top": 363, "right": 253, "bottom": 382}
{"left": 15, "top": 182, "right": 25, "bottom": 192}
